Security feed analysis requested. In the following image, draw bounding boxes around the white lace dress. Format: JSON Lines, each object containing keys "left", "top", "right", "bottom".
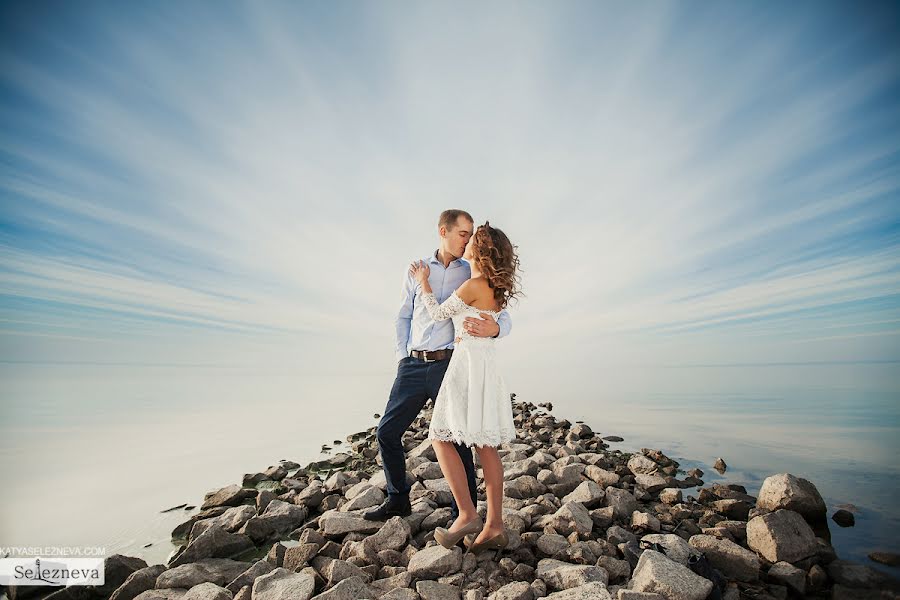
{"left": 419, "top": 290, "right": 516, "bottom": 448}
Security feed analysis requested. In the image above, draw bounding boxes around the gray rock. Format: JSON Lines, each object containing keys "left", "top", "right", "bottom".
{"left": 110, "top": 565, "right": 167, "bottom": 600}
{"left": 381, "top": 589, "right": 420, "bottom": 600}
{"left": 562, "top": 481, "right": 605, "bottom": 508}
{"left": 319, "top": 558, "right": 371, "bottom": 587}
{"left": 340, "top": 486, "right": 385, "bottom": 511}
{"left": 617, "top": 593, "right": 663, "bottom": 600}
{"left": 504, "top": 458, "right": 541, "bottom": 480}
{"left": 251, "top": 568, "right": 316, "bottom": 600}
{"left": 168, "top": 526, "right": 254, "bottom": 568}
{"left": 634, "top": 474, "right": 668, "bottom": 494}
{"left": 190, "top": 506, "right": 256, "bottom": 537}
{"left": 596, "top": 557, "right": 631, "bottom": 581}
{"left": 201, "top": 485, "right": 254, "bottom": 510}
{"left": 182, "top": 583, "right": 231, "bottom": 600}
{"left": 369, "top": 572, "right": 413, "bottom": 596}
{"left": 585, "top": 466, "right": 620, "bottom": 488}
{"left": 629, "top": 550, "right": 713, "bottom": 600}
{"left": 767, "top": 561, "right": 805, "bottom": 595}
{"left": 746, "top": 510, "right": 818, "bottom": 563}
{"left": 712, "top": 458, "right": 727, "bottom": 473}
{"left": 488, "top": 581, "right": 534, "bottom": 600}
{"left": 827, "top": 559, "right": 900, "bottom": 590}
{"left": 627, "top": 455, "right": 658, "bottom": 475}
{"left": 658, "top": 489, "right": 682, "bottom": 505}
{"left": 409, "top": 439, "right": 437, "bottom": 461}
{"left": 134, "top": 591, "right": 187, "bottom": 600}
{"left": 312, "top": 575, "right": 373, "bottom": 600}
{"left": 157, "top": 559, "right": 251, "bottom": 588}
{"left": 604, "top": 488, "right": 638, "bottom": 521}
{"left": 640, "top": 534, "right": 694, "bottom": 566}
{"left": 631, "top": 512, "right": 661, "bottom": 533}
{"left": 407, "top": 545, "right": 463, "bottom": 579}
{"left": 364, "top": 516, "right": 412, "bottom": 552}
{"left": 543, "top": 583, "right": 612, "bottom": 599}
{"left": 551, "top": 502, "right": 593, "bottom": 536}
{"left": 536, "top": 559, "right": 609, "bottom": 591}
{"left": 755, "top": 474, "right": 826, "bottom": 522}
{"left": 319, "top": 510, "right": 383, "bottom": 536}
{"left": 225, "top": 559, "right": 276, "bottom": 594}
{"left": 412, "top": 461, "right": 445, "bottom": 480}
{"left": 417, "top": 580, "right": 462, "bottom": 600}
{"left": 688, "top": 535, "right": 759, "bottom": 582}
{"left": 505, "top": 476, "right": 548, "bottom": 499}
{"left": 537, "top": 533, "right": 570, "bottom": 557}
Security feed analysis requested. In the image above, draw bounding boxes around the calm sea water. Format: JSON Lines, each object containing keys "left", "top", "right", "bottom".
{"left": 1, "top": 361, "right": 898, "bottom": 580}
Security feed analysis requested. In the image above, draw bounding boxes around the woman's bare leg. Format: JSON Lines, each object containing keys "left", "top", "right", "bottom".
{"left": 473, "top": 444, "right": 505, "bottom": 543}
{"left": 433, "top": 440, "right": 479, "bottom": 533}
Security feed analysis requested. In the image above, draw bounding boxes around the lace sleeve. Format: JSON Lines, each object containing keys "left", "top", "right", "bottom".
{"left": 419, "top": 291, "right": 468, "bottom": 322}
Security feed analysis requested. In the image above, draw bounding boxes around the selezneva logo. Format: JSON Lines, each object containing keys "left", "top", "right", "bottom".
{"left": 0, "top": 557, "right": 105, "bottom": 586}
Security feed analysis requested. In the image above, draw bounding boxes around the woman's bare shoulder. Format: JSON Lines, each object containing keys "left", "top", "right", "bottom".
{"left": 458, "top": 277, "right": 500, "bottom": 311}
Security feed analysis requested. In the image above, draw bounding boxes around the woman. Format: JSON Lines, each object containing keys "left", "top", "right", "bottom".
{"left": 409, "top": 221, "right": 522, "bottom": 554}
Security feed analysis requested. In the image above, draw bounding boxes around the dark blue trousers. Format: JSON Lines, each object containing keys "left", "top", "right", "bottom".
{"left": 376, "top": 356, "right": 478, "bottom": 517}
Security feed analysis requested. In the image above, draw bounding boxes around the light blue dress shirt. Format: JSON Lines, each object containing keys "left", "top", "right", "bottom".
{"left": 395, "top": 250, "right": 513, "bottom": 362}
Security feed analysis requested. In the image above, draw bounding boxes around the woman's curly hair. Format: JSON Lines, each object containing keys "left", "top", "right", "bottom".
{"left": 470, "top": 221, "right": 523, "bottom": 310}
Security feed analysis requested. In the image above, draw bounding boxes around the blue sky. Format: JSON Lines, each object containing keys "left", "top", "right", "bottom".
{"left": 1, "top": 1, "right": 899, "bottom": 373}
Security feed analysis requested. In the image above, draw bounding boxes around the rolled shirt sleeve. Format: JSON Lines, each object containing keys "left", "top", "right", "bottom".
{"left": 394, "top": 268, "right": 416, "bottom": 362}
{"left": 496, "top": 309, "right": 512, "bottom": 338}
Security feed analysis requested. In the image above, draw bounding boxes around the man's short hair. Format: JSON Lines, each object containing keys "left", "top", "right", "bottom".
{"left": 438, "top": 209, "right": 474, "bottom": 230}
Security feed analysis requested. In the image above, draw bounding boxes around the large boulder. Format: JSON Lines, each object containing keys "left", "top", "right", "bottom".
{"left": 201, "top": 485, "right": 254, "bottom": 510}
{"left": 168, "top": 526, "right": 254, "bottom": 568}
{"left": 629, "top": 550, "right": 713, "bottom": 600}
{"left": 688, "top": 535, "right": 759, "bottom": 582}
{"left": 746, "top": 509, "right": 818, "bottom": 564}
{"left": 156, "top": 559, "right": 251, "bottom": 589}
{"left": 250, "top": 568, "right": 316, "bottom": 600}
{"left": 110, "top": 565, "right": 167, "bottom": 600}
{"left": 319, "top": 510, "right": 383, "bottom": 536}
{"left": 756, "top": 474, "right": 826, "bottom": 522}
{"left": 536, "top": 559, "right": 609, "bottom": 591}
{"left": 543, "top": 583, "right": 612, "bottom": 599}
{"left": 562, "top": 481, "right": 605, "bottom": 508}
{"left": 407, "top": 545, "right": 463, "bottom": 579}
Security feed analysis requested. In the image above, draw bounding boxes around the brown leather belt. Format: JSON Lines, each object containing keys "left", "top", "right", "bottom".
{"left": 410, "top": 349, "right": 453, "bottom": 362}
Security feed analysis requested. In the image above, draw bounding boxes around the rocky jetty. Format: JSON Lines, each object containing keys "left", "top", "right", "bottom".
{"left": 7, "top": 400, "right": 900, "bottom": 600}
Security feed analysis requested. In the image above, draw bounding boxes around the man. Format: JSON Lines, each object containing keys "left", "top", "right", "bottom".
{"left": 364, "top": 209, "right": 513, "bottom": 520}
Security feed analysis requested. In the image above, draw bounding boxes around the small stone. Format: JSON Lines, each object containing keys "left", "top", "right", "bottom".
{"left": 832, "top": 509, "right": 855, "bottom": 527}
{"left": 658, "top": 488, "right": 682, "bottom": 505}
{"left": 631, "top": 512, "right": 661, "bottom": 533}
{"left": 713, "top": 458, "right": 727, "bottom": 473}
{"left": 868, "top": 551, "right": 900, "bottom": 567}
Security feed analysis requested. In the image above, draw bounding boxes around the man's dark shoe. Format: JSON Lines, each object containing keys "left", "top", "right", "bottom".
{"left": 363, "top": 495, "right": 411, "bottom": 520}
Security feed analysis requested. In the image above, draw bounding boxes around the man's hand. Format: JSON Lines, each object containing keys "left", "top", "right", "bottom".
{"left": 465, "top": 313, "right": 500, "bottom": 338}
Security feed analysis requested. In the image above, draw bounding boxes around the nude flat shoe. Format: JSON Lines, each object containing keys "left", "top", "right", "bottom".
{"left": 463, "top": 529, "right": 509, "bottom": 555}
{"left": 434, "top": 515, "right": 484, "bottom": 549}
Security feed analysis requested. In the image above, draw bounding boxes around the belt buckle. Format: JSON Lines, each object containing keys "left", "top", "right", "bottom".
{"left": 422, "top": 351, "right": 435, "bottom": 363}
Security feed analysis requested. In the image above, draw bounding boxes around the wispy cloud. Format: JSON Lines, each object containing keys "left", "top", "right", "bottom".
{"left": 1, "top": 1, "right": 898, "bottom": 369}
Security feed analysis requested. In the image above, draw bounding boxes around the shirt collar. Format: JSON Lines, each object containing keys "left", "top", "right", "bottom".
{"left": 430, "top": 249, "right": 464, "bottom": 268}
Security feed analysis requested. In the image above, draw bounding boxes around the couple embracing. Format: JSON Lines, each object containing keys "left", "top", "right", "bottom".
{"left": 363, "top": 209, "right": 522, "bottom": 555}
